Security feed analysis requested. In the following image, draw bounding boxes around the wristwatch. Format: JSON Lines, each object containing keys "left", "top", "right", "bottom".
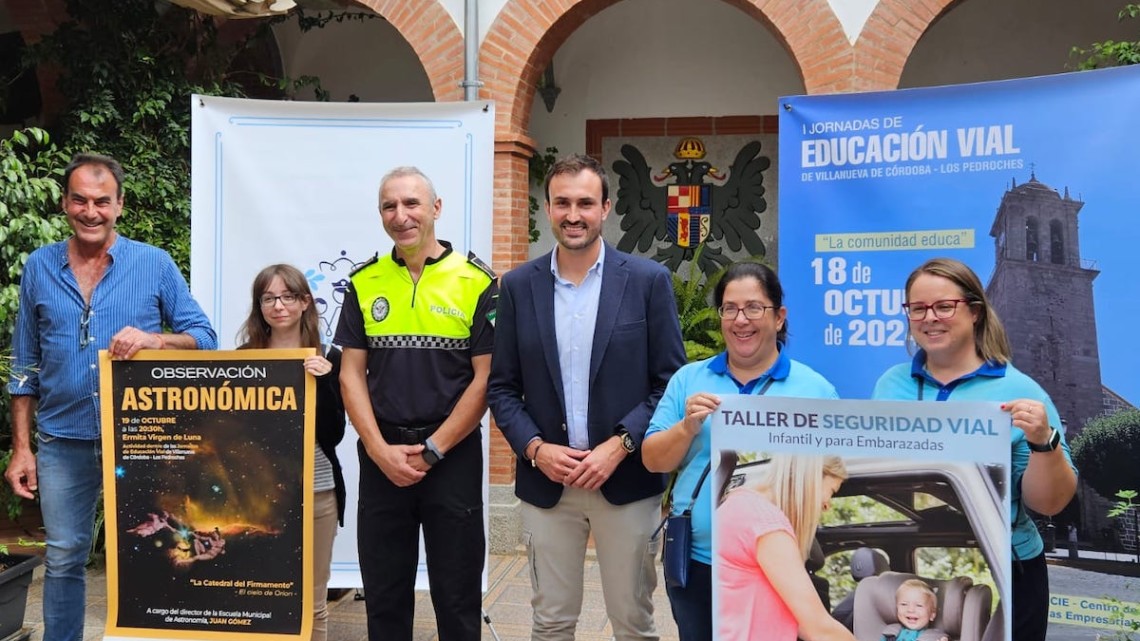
{"left": 529, "top": 441, "right": 544, "bottom": 468}
{"left": 1027, "top": 427, "right": 1061, "bottom": 453}
{"left": 422, "top": 437, "right": 444, "bottom": 466}
{"left": 618, "top": 429, "right": 636, "bottom": 454}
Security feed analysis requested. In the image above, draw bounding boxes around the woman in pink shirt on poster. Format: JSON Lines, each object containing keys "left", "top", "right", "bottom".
{"left": 716, "top": 455, "right": 856, "bottom": 641}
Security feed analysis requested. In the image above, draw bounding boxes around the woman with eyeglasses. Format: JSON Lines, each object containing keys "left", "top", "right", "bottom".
{"left": 872, "top": 257, "right": 1077, "bottom": 641}
{"left": 237, "top": 264, "right": 346, "bottom": 641}
{"left": 643, "top": 261, "right": 848, "bottom": 641}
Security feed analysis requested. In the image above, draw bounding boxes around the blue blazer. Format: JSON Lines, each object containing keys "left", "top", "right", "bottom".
{"left": 488, "top": 244, "right": 686, "bottom": 509}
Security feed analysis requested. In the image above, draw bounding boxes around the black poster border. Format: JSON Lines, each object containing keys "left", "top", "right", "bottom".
{"left": 99, "top": 348, "right": 315, "bottom": 641}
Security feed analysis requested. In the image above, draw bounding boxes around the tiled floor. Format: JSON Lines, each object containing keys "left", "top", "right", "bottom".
{"left": 21, "top": 553, "right": 680, "bottom": 641}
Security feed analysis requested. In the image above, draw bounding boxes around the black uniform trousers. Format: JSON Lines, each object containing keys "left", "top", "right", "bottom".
{"left": 357, "top": 431, "right": 484, "bottom": 641}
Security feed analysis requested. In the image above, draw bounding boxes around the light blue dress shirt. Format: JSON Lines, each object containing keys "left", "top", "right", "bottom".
{"left": 550, "top": 243, "right": 605, "bottom": 450}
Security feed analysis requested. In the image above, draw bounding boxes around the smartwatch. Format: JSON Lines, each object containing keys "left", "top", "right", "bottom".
{"left": 423, "top": 437, "right": 445, "bottom": 466}
{"left": 1027, "top": 427, "right": 1061, "bottom": 453}
{"left": 618, "top": 429, "right": 636, "bottom": 454}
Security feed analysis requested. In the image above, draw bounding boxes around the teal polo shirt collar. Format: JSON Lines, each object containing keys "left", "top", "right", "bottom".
{"left": 909, "top": 350, "right": 1006, "bottom": 401}
{"left": 708, "top": 342, "right": 790, "bottom": 394}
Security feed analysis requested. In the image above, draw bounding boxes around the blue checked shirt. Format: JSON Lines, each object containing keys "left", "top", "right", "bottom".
{"left": 8, "top": 236, "right": 217, "bottom": 440}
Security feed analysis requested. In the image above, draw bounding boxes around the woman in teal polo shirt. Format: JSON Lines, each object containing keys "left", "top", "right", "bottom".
{"left": 643, "top": 261, "right": 844, "bottom": 641}
{"left": 872, "top": 257, "right": 1077, "bottom": 641}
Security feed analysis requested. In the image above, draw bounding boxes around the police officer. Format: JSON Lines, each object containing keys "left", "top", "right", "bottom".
{"left": 335, "top": 166, "right": 497, "bottom": 641}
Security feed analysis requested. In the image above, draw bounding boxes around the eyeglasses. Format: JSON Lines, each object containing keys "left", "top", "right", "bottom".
{"left": 79, "top": 305, "right": 93, "bottom": 349}
{"left": 718, "top": 303, "right": 777, "bottom": 320}
{"left": 901, "top": 299, "right": 972, "bottom": 321}
{"left": 259, "top": 293, "right": 300, "bottom": 308}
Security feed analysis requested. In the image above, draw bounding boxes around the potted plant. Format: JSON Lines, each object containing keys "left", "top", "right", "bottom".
{"left": 0, "top": 449, "right": 45, "bottom": 641}
{"left": 0, "top": 547, "right": 41, "bottom": 640}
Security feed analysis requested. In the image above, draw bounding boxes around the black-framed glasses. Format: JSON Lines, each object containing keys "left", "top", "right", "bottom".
{"left": 901, "top": 299, "right": 972, "bottom": 321}
{"left": 259, "top": 293, "right": 300, "bottom": 308}
{"left": 718, "top": 303, "right": 777, "bottom": 320}
{"left": 79, "top": 305, "right": 93, "bottom": 349}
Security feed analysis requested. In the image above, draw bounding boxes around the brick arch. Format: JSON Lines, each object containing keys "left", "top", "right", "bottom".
{"left": 479, "top": 0, "right": 852, "bottom": 270}
{"left": 354, "top": 0, "right": 465, "bottom": 102}
{"left": 481, "top": 0, "right": 856, "bottom": 142}
{"left": 852, "top": 0, "right": 959, "bottom": 91}
{"left": 477, "top": 0, "right": 965, "bottom": 489}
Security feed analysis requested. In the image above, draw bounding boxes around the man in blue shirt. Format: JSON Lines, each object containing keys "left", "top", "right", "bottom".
{"left": 5, "top": 153, "right": 216, "bottom": 641}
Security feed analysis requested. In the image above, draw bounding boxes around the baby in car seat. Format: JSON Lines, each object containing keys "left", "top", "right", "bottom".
{"left": 879, "top": 579, "right": 949, "bottom": 641}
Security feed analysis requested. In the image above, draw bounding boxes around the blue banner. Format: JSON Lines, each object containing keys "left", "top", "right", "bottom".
{"left": 778, "top": 65, "right": 1140, "bottom": 408}
{"left": 778, "top": 65, "right": 1140, "bottom": 641}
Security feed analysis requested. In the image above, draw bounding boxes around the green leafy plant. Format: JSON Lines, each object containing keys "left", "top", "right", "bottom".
{"left": 1108, "top": 489, "right": 1139, "bottom": 563}
{"left": 0, "top": 0, "right": 353, "bottom": 551}
{"left": 1072, "top": 4, "right": 1140, "bottom": 69}
{"left": 1095, "top": 490, "right": 1140, "bottom": 640}
{"left": 1071, "top": 410, "right": 1140, "bottom": 501}
{"left": 0, "top": 128, "right": 70, "bottom": 333}
{"left": 672, "top": 245, "right": 725, "bottom": 362}
{"left": 0, "top": 539, "right": 45, "bottom": 558}
{"left": 0, "top": 128, "right": 70, "bottom": 504}
{"left": 527, "top": 146, "right": 559, "bottom": 243}
{"left": 1109, "top": 489, "right": 1139, "bottom": 518}
{"left": 1093, "top": 594, "right": 1139, "bottom": 641}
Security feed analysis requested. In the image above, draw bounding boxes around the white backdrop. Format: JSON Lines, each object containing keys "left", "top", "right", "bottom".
{"left": 189, "top": 95, "right": 494, "bottom": 589}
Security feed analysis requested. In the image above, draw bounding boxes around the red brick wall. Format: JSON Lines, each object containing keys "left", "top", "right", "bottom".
{"left": 355, "top": 0, "right": 465, "bottom": 101}
{"left": 585, "top": 115, "right": 780, "bottom": 159}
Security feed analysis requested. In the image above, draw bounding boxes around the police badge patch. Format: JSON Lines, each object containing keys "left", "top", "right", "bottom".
{"left": 371, "top": 296, "right": 390, "bottom": 322}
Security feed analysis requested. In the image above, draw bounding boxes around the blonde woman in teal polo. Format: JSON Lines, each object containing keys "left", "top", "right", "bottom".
{"left": 873, "top": 258, "right": 1077, "bottom": 641}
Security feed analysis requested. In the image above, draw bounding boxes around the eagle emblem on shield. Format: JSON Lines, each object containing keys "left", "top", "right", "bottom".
{"left": 613, "top": 137, "right": 771, "bottom": 276}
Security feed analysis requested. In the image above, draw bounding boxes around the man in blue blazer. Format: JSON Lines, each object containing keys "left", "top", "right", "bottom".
{"left": 489, "top": 154, "right": 686, "bottom": 641}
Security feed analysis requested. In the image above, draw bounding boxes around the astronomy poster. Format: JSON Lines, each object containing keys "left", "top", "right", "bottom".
{"left": 778, "top": 65, "right": 1140, "bottom": 639}
{"left": 100, "top": 349, "right": 315, "bottom": 641}
{"left": 711, "top": 396, "right": 1011, "bottom": 640}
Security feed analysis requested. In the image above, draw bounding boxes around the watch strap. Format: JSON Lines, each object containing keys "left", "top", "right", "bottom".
{"left": 423, "top": 437, "right": 444, "bottom": 465}
{"left": 618, "top": 429, "right": 636, "bottom": 454}
{"left": 1027, "top": 428, "right": 1060, "bottom": 453}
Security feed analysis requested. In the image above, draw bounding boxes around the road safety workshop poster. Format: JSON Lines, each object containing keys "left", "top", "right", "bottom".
{"left": 711, "top": 396, "right": 1012, "bottom": 641}
{"left": 100, "top": 349, "right": 314, "bottom": 641}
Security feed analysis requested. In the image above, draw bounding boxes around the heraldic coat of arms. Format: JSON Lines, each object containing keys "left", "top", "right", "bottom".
{"left": 613, "top": 137, "right": 771, "bottom": 276}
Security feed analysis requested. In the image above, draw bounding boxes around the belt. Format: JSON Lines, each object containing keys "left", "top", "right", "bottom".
{"left": 380, "top": 422, "right": 443, "bottom": 445}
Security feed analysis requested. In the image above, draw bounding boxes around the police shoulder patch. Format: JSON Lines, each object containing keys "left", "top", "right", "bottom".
{"left": 349, "top": 252, "right": 380, "bottom": 276}
{"left": 466, "top": 252, "right": 496, "bottom": 280}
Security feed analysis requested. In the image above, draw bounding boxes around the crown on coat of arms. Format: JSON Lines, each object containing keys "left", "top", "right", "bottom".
{"left": 673, "top": 137, "right": 707, "bottom": 160}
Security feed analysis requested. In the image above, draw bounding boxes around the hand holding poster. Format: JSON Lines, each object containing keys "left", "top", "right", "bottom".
{"left": 100, "top": 349, "right": 315, "bottom": 641}
{"left": 711, "top": 396, "right": 1011, "bottom": 641}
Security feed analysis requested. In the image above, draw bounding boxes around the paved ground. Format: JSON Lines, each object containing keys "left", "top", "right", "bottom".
{"left": 20, "top": 553, "right": 680, "bottom": 641}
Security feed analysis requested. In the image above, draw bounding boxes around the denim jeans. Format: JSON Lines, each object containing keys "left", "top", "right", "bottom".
{"left": 37, "top": 433, "right": 102, "bottom": 641}
{"left": 665, "top": 560, "right": 712, "bottom": 641}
